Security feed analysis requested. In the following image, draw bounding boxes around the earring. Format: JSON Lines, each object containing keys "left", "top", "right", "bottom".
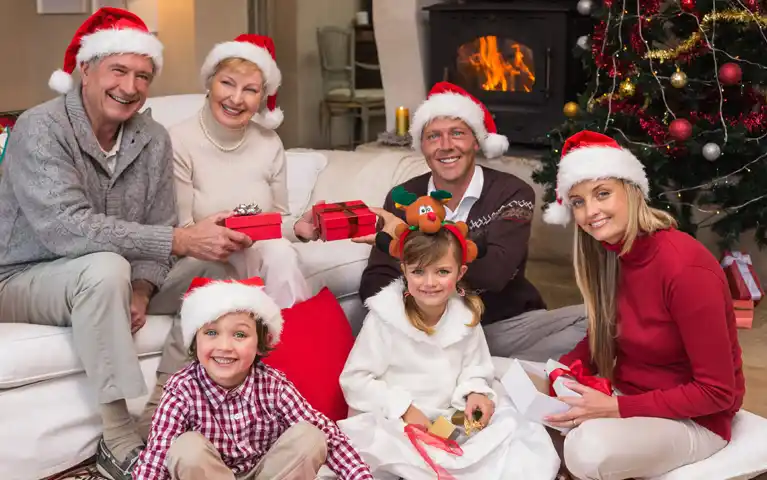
{"left": 457, "top": 286, "right": 466, "bottom": 297}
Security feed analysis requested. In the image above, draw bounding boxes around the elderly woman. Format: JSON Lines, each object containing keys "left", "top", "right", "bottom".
{"left": 169, "top": 34, "right": 315, "bottom": 309}
{"left": 541, "top": 130, "right": 744, "bottom": 480}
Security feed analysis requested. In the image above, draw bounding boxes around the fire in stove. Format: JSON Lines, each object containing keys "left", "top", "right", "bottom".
{"left": 457, "top": 36, "right": 536, "bottom": 92}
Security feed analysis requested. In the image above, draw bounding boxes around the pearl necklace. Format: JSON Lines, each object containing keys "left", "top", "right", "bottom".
{"left": 198, "top": 109, "right": 247, "bottom": 152}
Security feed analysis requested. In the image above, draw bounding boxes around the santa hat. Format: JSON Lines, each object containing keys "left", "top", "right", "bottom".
{"left": 410, "top": 81, "right": 509, "bottom": 159}
{"left": 200, "top": 34, "right": 283, "bottom": 130}
{"left": 180, "top": 277, "right": 284, "bottom": 349}
{"left": 48, "top": 7, "right": 163, "bottom": 95}
{"left": 543, "top": 130, "right": 649, "bottom": 226}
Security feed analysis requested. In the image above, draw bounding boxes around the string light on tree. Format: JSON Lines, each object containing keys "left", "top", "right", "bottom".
{"left": 619, "top": 78, "right": 636, "bottom": 96}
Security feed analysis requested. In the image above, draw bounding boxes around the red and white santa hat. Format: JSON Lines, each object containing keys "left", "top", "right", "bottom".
{"left": 49, "top": 7, "right": 163, "bottom": 95}
{"left": 543, "top": 130, "right": 649, "bottom": 226}
{"left": 410, "top": 81, "right": 509, "bottom": 159}
{"left": 200, "top": 34, "right": 283, "bottom": 130}
{"left": 180, "top": 277, "right": 284, "bottom": 349}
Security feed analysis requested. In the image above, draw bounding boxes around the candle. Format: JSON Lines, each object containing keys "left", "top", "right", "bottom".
{"left": 395, "top": 106, "right": 410, "bottom": 136}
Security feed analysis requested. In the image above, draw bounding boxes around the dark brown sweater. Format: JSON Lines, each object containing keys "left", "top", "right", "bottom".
{"left": 359, "top": 167, "right": 547, "bottom": 324}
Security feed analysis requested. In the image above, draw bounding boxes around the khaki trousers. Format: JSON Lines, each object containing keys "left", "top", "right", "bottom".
{"left": 166, "top": 422, "right": 328, "bottom": 480}
{"left": 564, "top": 417, "right": 727, "bottom": 480}
{"left": 0, "top": 253, "right": 230, "bottom": 403}
{"left": 483, "top": 304, "right": 588, "bottom": 362}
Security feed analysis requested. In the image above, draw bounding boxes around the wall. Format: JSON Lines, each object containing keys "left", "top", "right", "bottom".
{"left": 0, "top": 0, "right": 247, "bottom": 110}
{"left": 272, "top": 0, "right": 360, "bottom": 148}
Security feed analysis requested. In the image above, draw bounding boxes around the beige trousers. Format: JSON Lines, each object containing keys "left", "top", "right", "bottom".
{"left": 0, "top": 253, "right": 230, "bottom": 403}
{"left": 166, "top": 422, "right": 328, "bottom": 480}
{"left": 564, "top": 417, "right": 728, "bottom": 480}
{"left": 227, "top": 238, "right": 311, "bottom": 309}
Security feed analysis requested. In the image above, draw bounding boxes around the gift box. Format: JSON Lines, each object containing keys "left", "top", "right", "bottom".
{"left": 545, "top": 359, "right": 613, "bottom": 399}
{"left": 312, "top": 200, "right": 376, "bottom": 241}
{"left": 733, "top": 299, "right": 754, "bottom": 329}
{"left": 224, "top": 211, "right": 282, "bottom": 241}
{"left": 500, "top": 359, "right": 572, "bottom": 433}
{"left": 721, "top": 251, "right": 764, "bottom": 306}
{"left": 428, "top": 416, "right": 460, "bottom": 441}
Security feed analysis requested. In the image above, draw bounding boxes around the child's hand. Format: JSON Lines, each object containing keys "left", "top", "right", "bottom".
{"left": 465, "top": 393, "right": 495, "bottom": 427}
{"left": 401, "top": 404, "right": 431, "bottom": 428}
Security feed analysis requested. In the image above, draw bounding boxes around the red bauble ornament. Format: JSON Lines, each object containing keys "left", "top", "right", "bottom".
{"left": 669, "top": 118, "right": 693, "bottom": 141}
{"left": 719, "top": 63, "right": 742, "bottom": 86}
{"left": 680, "top": 0, "right": 695, "bottom": 11}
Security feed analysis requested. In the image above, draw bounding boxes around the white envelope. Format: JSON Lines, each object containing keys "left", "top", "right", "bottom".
{"left": 500, "top": 359, "right": 572, "bottom": 433}
{"left": 545, "top": 359, "right": 582, "bottom": 398}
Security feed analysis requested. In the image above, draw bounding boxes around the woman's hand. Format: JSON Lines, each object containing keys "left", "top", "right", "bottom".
{"left": 351, "top": 207, "right": 407, "bottom": 245}
{"left": 544, "top": 381, "right": 620, "bottom": 428}
{"left": 465, "top": 393, "right": 495, "bottom": 427}
{"left": 294, "top": 201, "right": 324, "bottom": 241}
{"left": 401, "top": 404, "right": 431, "bottom": 429}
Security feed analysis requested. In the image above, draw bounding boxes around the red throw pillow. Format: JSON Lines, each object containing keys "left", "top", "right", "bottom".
{"left": 263, "top": 287, "right": 354, "bottom": 421}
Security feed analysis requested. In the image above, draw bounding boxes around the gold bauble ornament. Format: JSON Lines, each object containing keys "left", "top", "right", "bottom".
{"left": 619, "top": 79, "right": 636, "bottom": 96}
{"left": 670, "top": 70, "right": 688, "bottom": 88}
{"left": 563, "top": 102, "right": 579, "bottom": 118}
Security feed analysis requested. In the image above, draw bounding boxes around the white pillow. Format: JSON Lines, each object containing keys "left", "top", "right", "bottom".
{"left": 285, "top": 150, "right": 328, "bottom": 217}
{"left": 141, "top": 94, "right": 207, "bottom": 129}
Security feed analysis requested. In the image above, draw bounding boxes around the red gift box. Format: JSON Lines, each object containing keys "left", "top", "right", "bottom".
{"left": 312, "top": 201, "right": 376, "bottom": 241}
{"left": 224, "top": 212, "right": 282, "bottom": 241}
{"left": 721, "top": 251, "right": 764, "bottom": 306}
{"left": 733, "top": 299, "right": 754, "bottom": 329}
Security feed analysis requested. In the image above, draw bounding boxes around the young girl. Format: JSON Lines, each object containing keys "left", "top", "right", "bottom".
{"left": 133, "top": 277, "right": 374, "bottom": 480}
{"left": 321, "top": 192, "right": 560, "bottom": 480}
{"left": 542, "top": 130, "right": 744, "bottom": 479}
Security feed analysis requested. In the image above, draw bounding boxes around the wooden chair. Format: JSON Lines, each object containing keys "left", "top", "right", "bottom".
{"left": 316, "top": 26, "right": 385, "bottom": 149}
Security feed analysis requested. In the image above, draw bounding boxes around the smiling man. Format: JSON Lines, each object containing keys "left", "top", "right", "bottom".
{"left": 0, "top": 8, "right": 252, "bottom": 480}
{"left": 360, "top": 82, "right": 587, "bottom": 361}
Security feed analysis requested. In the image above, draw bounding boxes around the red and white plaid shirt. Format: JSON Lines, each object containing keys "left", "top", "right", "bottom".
{"left": 133, "top": 362, "right": 373, "bottom": 480}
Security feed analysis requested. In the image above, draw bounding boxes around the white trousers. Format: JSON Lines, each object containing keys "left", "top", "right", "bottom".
{"left": 228, "top": 238, "right": 311, "bottom": 309}
{"left": 564, "top": 416, "right": 727, "bottom": 480}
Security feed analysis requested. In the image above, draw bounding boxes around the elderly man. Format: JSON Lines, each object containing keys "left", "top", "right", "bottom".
{"left": 0, "top": 8, "right": 250, "bottom": 479}
{"left": 359, "top": 82, "right": 587, "bottom": 362}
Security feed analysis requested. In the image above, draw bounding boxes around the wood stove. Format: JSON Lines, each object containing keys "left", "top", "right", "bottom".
{"left": 424, "top": 0, "right": 591, "bottom": 146}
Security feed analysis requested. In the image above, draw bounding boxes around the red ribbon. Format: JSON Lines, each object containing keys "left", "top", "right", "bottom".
{"left": 314, "top": 202, "right": 365, "bottom": 236}
{"left": 404, "top": 424, "right": 463, "bottom": 480}
{"left": 548, "top": 360, "right": 613, "bottom": 397}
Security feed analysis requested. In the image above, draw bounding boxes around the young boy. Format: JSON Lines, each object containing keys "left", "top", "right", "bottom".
{"left": 133, "top": 277, "right": 374, "bottom": 480}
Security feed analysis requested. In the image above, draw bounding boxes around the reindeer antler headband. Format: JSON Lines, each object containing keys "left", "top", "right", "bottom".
{"left": 386, "top": 186, "right": 479, "bottom": 264}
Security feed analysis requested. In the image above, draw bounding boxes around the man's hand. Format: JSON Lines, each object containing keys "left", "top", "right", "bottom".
{"left": 351, "top": 207, "right": 407, "bottom": 245}
{"left": 401, "top": 404, "right": 431, "bottom": 429}
{"left": 294, "top": 200, "right": 325, "bottom": 241}
{"left": 172, "top": 211, "right": 252, "bottom": 261}
{"left": 130, "top": 280, "right": 154, "bottom": 334}
{"left": 465, "top": 393, "right": 495, "bottom": 427}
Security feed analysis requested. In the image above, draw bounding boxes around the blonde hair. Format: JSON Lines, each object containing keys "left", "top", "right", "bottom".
{"left": 573, "top": 180, "right": 677, "bottom": 380}
{"left": 401, "top": 229, "right": 484, "bottom": 335}
{"left": 208, "top": 58, "right": 263, "bottom": 85}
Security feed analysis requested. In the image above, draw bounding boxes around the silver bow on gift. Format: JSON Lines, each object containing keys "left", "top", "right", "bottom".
{"left": 233, "top": 203, "right": 262, "bottom": 216}
{"left": 721, "top": 251, "right": 762, "bottom": 301}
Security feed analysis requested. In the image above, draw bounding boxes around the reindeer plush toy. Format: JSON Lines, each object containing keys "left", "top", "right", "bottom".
{"left": 388, "top": 186, "right": 479, "bottom": 264}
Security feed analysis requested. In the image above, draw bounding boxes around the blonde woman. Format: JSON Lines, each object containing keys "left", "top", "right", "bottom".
{"left": 169, "top": 34, "right": 315, "bottom": 310}
{"left": 541, "top": 130, "right": 744, "bottom": 480}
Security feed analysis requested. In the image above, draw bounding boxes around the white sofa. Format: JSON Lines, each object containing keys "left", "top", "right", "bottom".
{"left": 1, "top": 95, "right": 765, "bottom": 480}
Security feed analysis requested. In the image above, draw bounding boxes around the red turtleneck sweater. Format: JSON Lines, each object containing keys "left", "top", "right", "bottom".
{"left": 559, "top": 228, "right": 744, "bottom": 440}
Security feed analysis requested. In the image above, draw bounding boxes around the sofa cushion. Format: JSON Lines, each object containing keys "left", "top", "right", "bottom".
{"left": 296, "top": 239, "right": 372, "bottom": 299}
{"left": 285, "top": 150, "right": 328, "bottom": 217}
{"left": 0, "top": 316, "right": 173, "bottom": 389}
{"left": 263, "top": 287, "right": 355, "bottom": 421}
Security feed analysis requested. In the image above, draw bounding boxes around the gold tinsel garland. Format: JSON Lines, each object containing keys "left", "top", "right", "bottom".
{"left": 645, "top": 9, "right": 767, "bottom": 61}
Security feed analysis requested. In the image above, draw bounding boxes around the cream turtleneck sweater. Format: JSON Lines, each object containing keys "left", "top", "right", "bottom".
{"left": 169, "top": 102, "right": 297, "bottom": 241}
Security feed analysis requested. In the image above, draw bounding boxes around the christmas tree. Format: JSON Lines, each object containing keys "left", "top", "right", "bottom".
{"left": 533, "top": 0, "right": 767, "bottom": 248}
